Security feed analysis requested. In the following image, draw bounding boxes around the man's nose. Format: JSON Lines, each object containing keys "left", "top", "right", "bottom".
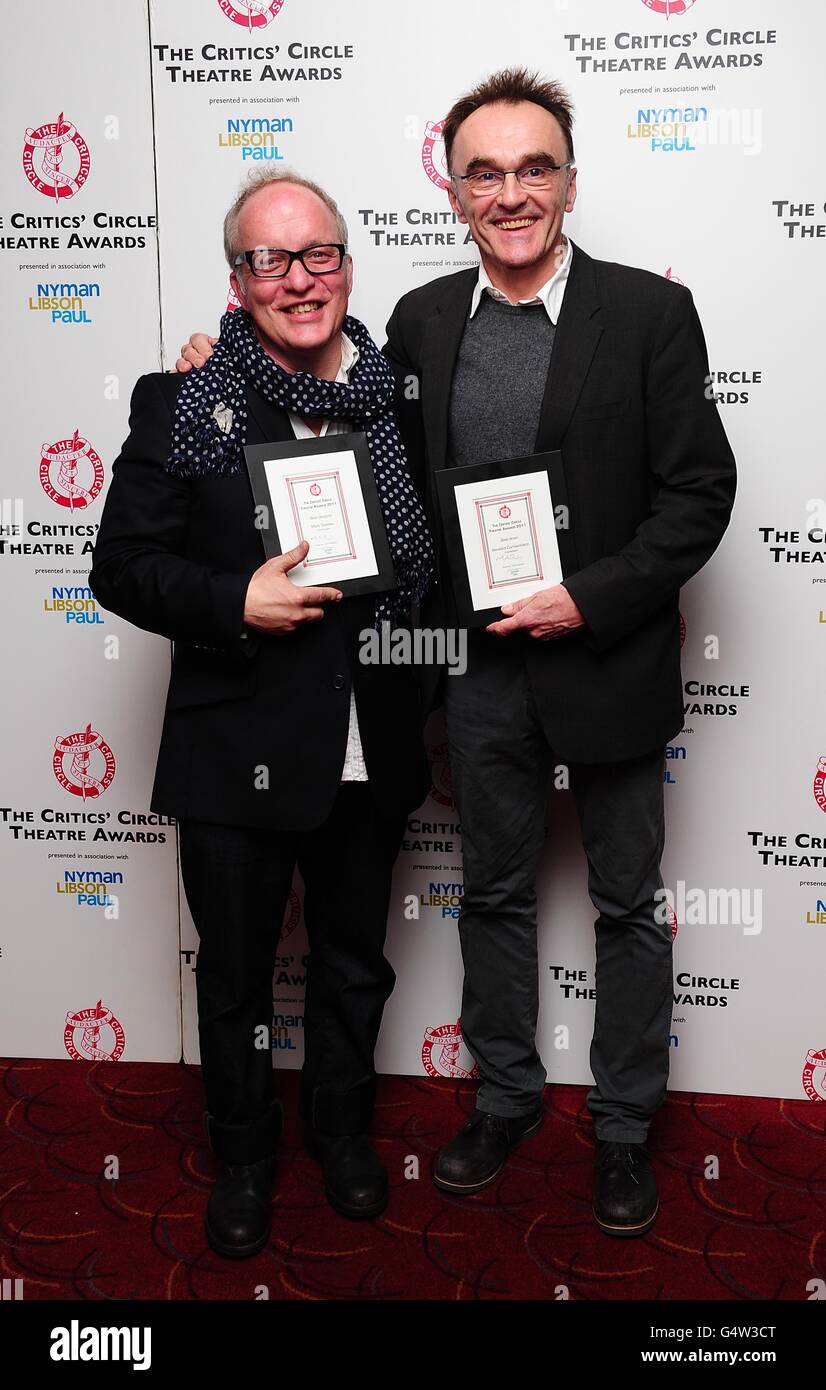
{"left": 284, "top": 256, "right": 316, "bottom": 292}
{"left": 496, "top": 172, "right": 528, "bottom": 209}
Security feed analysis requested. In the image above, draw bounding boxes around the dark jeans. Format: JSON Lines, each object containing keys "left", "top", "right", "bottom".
{"left": 444, "top": 637, "right": 672, "bottom": 1143}
{"left": 179, "top": 785, "right": 406, "bottom": 1164}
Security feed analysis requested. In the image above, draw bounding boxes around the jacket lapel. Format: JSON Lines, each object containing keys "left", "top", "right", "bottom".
{"left": 419, "top": 268, "right": 477, "bottom": 477}
{"left": 245, "top": 385, "right": 296, "bottom": 444}
{"left": 534, "top": 240, "right": 604, "bottom": 452}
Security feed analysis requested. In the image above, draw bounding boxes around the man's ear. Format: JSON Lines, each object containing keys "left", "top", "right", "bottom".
{"left": 565, "top": 167, "right": 578, "bottom": 215}
{"left": 230, "top": 268, "right": 246, "bottom": 303}
{"left": 344, "top": 253, "right": 354, "bottom": 295}
{"left": 447, "top": 181, "right": 468, "bottom": 225}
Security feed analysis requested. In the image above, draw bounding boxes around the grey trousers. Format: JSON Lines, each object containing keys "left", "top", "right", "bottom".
{"left": 443, "top": 637, "right": 672, "bottom": 1143}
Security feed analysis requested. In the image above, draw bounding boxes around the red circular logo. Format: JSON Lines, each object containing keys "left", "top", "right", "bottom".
{"left": 802, "top": 1048, "right": 826, "bottom": 1102}
{"left": 53, "top": 724, "right": 116, "bottom": 798}
{"left": 498, "top": 504, "right": 511, "bottom": 519}
{"left": 642, "top": 0, "right": 697, "bottom": 16}
{"left": 421, "top": 1021, "right": 479, "bottom": 1079}
{"left": 814, "top": 757, "right": 826, "bottom": 816}
{"left": 23, "top": 113, "right": 90, "bottom": 200}
{"left": 64, "top": 1001, "right": 125, "bottom": 1061}
{"left": 309, "top": 482, "right": 321, "bottom": 497}
{"left": 218, "top": 0, "right": 284, "bottom": 28}
{"left": 421, "top": 119, "right": 450, "bottom": 190}
{"left": 39, "top": 431, "right": 104, "bottom": 510}
{"left": 280, "top": 888, "right": 301, "bottom": 940}
{"left": 427, "top": 741, "right": 454, "bottom": 809}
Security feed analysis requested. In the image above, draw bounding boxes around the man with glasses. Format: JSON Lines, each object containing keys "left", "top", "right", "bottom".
{"left": 90, "top": 170, "right": 433, "bottom": 1256}
{"left": 383, "top": 67, "right": 736, "bottom": 1236}
{"left": 177, "top": 68, "right": 736, "bottom": 1239}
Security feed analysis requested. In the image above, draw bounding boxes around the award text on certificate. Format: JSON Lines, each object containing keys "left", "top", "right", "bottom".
{"left": 263, "top": 448, "right": 380, "bottom": 586}
{"left": 454, "top": 470, "right": 563, "bottom": 613}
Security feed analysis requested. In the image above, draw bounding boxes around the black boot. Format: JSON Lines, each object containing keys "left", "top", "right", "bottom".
{"left": 205, "top": 1155, "right": 276, "bottom": 1258}
{"left": 302, "top": 1079, "right": 387, "bottom": 1220}
{"left": 204, "top": 1101, "right": 282, "bottom": 1258}
{"left": 305, "top": 1129, "right": 388, "bottom": 1220}
{"left": 433, "top": 1107, "right": 543, "bottom": 1194}
{"left": 592, "top": 1140, "right": 658, "bottom": 1238}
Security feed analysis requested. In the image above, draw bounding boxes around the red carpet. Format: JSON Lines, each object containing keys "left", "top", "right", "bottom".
{"left": 1, "top": 1058, "right": 824, "bottom": 1301}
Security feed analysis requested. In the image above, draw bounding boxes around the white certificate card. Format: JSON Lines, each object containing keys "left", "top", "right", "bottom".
{"left": 454, "top": 470, "right": 562, "bottom": 612}
{"left": 263, "top": 448, "right": 379, "bottom": 587}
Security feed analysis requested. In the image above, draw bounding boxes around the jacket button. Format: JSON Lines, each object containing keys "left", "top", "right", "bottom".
{"left": 332, "top": 674, "right": 346, "bottom": 690}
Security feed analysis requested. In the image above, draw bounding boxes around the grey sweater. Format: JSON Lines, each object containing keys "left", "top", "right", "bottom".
{"left": 448, "top": 292, "right": 557, "bottom": 468}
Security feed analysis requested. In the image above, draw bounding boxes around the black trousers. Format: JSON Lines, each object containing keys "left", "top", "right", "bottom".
{"left": 179, "top": 785, "right": 406, "bottom": 1165}
{"left": 444, "top": 636, "right": 672, "bottom": 1142}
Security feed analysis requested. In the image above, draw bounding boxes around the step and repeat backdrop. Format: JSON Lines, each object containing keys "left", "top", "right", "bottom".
{"left": 2, "top": 0, "right": 824, "bottom": 1104}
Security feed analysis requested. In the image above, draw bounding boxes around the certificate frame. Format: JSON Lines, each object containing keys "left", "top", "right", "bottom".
{"left": 435, "top": 450, "right": 578, "bottom": 628}
{"left": 244, "top": 431, "right": 397, "bottom": 599}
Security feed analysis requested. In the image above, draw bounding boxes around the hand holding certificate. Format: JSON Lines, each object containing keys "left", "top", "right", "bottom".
{"left": 486, "top": 581, "right": 585, "bottom": 640}
{"left": 244, "top": 432, "right": 396, "bottom": 599}
{"left": 435, "top": 451, "right": 579, "bottom": 629}
{"left": 242, "top": 539, "right": 343, "bottom": 636}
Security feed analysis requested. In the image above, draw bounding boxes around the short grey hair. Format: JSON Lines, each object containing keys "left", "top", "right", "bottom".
{"left": 223, "top": 168, "right": 349, "bottom": 269}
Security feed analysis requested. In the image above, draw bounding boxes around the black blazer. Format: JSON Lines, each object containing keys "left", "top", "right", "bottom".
{"left": 383, "top": 240, "right": 737, "bottom": 763}
{"left": 89, "top": 370, "right": 430, "bottom": 830}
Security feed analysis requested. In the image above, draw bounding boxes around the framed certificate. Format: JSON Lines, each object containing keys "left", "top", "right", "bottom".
{"left": 244, "top": 432, "right": 396, "bottom": 598}
{"left": 435, "top": 451, "right": 577, "bottom": 627}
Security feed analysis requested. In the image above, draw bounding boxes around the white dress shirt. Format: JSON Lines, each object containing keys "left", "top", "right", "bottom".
{"left": 288, "top": 332, "right": 368, "bottom": 782}
{"left": 469, "top": 235, "right": 573, "bottom": 324}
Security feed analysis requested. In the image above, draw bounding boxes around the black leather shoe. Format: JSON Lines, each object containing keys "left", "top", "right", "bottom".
{"left": 205, "top": 1155, "right": 275, "bottom": 1258}
{"left": 305, "top": 1130, "right": 388, "bottom": 1220}
{"left": 593, "top": 1141, "right": 658, "bottom": 1238}
{"left": 433, "top": 1108, "right": 543, "bottom": 1194}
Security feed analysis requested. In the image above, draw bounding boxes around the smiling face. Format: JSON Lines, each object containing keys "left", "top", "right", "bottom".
{"left": 229, "top": 181, "right": 352, "bottom": 377}
{"left": 447, "top": 100, "right": 577, "bottom": 298}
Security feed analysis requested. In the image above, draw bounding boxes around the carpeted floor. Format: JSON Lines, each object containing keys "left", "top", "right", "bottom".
{"left": 1, "top": 1058, "right": 824, "bottom": 1301}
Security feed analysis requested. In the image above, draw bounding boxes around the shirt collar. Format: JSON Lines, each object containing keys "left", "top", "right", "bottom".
{"left": 469, "top": 236, "right": 573, "bottom": 324}
{"left": 338, "top": 330, "right": 359, "bottom": 381}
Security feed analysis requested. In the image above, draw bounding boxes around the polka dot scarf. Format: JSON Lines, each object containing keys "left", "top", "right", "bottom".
{"left": 167, "top": 307, "right": 433, "bottom": 624}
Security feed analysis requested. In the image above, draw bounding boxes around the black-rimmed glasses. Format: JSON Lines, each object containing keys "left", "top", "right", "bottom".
{"left": 233, "top": 243, "right": 347, "bottom": 279}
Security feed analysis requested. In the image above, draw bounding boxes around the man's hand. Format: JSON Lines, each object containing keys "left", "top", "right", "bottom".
{"left": 244, "top": 541, "right": 342, "bottom": 634}
{"left": 174, "top": 333, "right": 218, "bottom": 373}
{"left": 486, "top": 584, "right": 585, "bottom": 640}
